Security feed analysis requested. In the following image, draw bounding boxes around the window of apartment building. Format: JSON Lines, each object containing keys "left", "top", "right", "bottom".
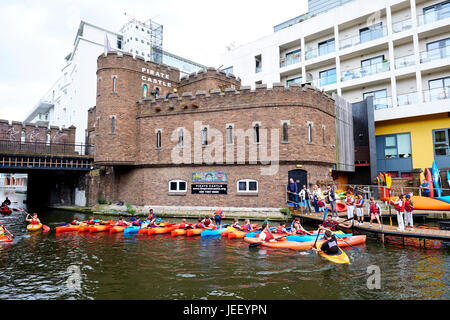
{"left": 255, "top": 55, "right": 262, "bottom": 73}
{"left": 425, "top": 37, "right": 450, "bottom": 62}
{"left": 359, "top": 22, "right": 383, "bottom": 44}
{"left": 361, "top": 55, "right": 386, "bottom": 75}
{"left": 156, "top": 130, "right": 162, "bottom": 148}
{"left": 117, "top": 36, "right": 123, "bottom": 50}
{"left": 169, "top": 180, "right": 187, "bottom": 193}
{"left": 142, "top": 84, "right": 148, "bottom": 97}
{"left": 428, "top": 77, "right": 450, "bottom": 101}
{"left": 254, "top": 123, "right": 260, "bottom": 143}
{"left": 226, "top": 124, "right": 234, "bottom": 145}
{"left": 363, "top": 89, "right": 388, "bottom": 110}
{"left": 319, "top": 68, "right": 336, "bottom": 86}
{"left": 423, "top": 1, "right": 450, "bottom": 24}
{"left": 318, "top": 38, "right": 335, "bottom": 56}
{"left": 223, "top": 66, "right": 233, "bottom": 75}
{"left": 237, "top": 179, "right": 258, "bottom": 194}
{"left": 201, "top": 127, "right": 208, "bottom": 146}
{"left": 285, "top": 49, "right": 301, "bottom": 66}
{"left": 286, "top": 76, "right": 302, "bottom": 87}
{"left": 433, "top": 128, "right": 450, "bottom": 156}
{"left": 384, "top": 133, "right": 411, "bottom": 159}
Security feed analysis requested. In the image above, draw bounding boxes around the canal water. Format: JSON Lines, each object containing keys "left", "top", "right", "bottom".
{"left": 1, "top": 208, "right": 449, "bottom": 300}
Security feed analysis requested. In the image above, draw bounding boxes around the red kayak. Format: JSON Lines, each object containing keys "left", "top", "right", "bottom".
{"left": 1, "top": 207, "right": 12, "bottom": 214}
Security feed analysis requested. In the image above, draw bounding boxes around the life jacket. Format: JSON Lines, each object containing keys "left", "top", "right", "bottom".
{"left": 405, "top": 200, "right": 413, "bottom": 212}
{"left": 346, "top": 196, "right": 354, "bottom": 206}
{"left": 31, "top": 218, "right": 39, "bottom": 225}
{"left": 214, "top": 210, "right": 222, "bottom": 218}
{"left": 369, "top": 203, "right": 379, "bottom": 214}
{"left": 179, "top": 223, "right": 189, "bottom": 229}
{"left": 242, "top": 223, "right": 251, "bottom": 231}
{"left": 275, "top": 226, "right": 285, "bottom": 234}
{"left": 356, "top": 198, "right": 364, "bottom": 207}
{"left": 71, "top": 220, "right": 79, "bottom": 225}
{"left": 195, "top": 222, "right": 203, "bottom": 228}
{"left": 88, "top": 219, "right": 95, "bottom": 225}
{"left": 232, "top": 222, "right": 240, "bottom": 228}
{"left": 203, "top": 218, "right": 211, "bottom": 226}
{"left": 116, "top": 220, "right": 127, "bottom": 226}
{"left": 262, "top": 229, "right": 274, "bottom": 241}
{"left": 132, "top": 221, "right": 140, "bottom": 226}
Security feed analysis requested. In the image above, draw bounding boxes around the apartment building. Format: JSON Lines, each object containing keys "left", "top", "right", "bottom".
{"left": 221, "top": 0, "right": 450, "bottom": 177}
{"left": 24, "top": 19, "right": 206, "bottom": 145}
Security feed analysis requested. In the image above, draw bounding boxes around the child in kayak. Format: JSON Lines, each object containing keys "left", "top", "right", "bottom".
{"left": 274, "top": 222, "right": 289, "bottom": 234}
{"left": 368, "top": 197, "right": 382, "bottom": 229}
{"left": 87, "top": 216, "right": 96, "bottom": 225}
{"left": 320, "top": 214, "right": 339, "bottom": 231}
{"left": 313, "top": 230, "right": 339, "bottom": 255}
{"left": 291, "top": 217, "right": 310, "bottom": 235}
{"left": 201, "top": 215, "right": 214, "bottom": 229}
{"left": 241, "top": 219, "right": 252, "bottom": 231}
{"left": 404, "top": 194, "right": 414, "bottom": 231}
{"left": 116, "top": 216, "right": 130, "bottom": 227}
{"left": 25, "top": 213, "right": 41, "bottom": 225}
{"left": 178, "top": 219, "right": 192, "bottom": 229}
{"left": 71, "top": 216, "right": 81, "bottom": 225}
{"left": 394, "top": 195, "right": 405, "bottom": 231}
{"left": 231, "top": 218, "right": 241, "bottom": 229}
{"left": 147, "top": 209, "right": 157, "bottom": 224}
{"left": 258, "top": 223, "right": 276, "bottom": 242}
{"left": 131, "top": 218, "right": 142, "bottom": 227}
{"left": 194, "top": 218, "right": 204, "bottom": 229}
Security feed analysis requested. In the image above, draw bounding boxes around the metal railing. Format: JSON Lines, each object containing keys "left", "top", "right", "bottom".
{"left": 280, "top": 53, "right": 301, "bottom": 67}
{"left": 0, "top": 139, "right": 94, "bottom": 156}
{"left": 394, "top": 54, "right": 415, "bottom": 69}
{"left": 392, "top": 18, "right": 413, "bottom": 33}
{"left": 417, "top": 8, "right": 450, "bottom": 26}
{"left": 420, "top": 43, "right": 450, "bottom": 63}
{"left": 423, "top": 86, "right": 450, "bottom": 102}
{"left": 339, "top": 26, "right": 387, "bottom": 50}
{"left": 341, "top": 60, "right": 390, "bottom": 82}
{"left": 397, "top": 92, "right": 418, "bottom": 106}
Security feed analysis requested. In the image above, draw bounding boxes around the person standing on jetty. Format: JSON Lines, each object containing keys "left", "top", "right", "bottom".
{"left": 345, "top": 191, "right": 355, "bottom": 222}
{"left": 394, "top": 195, "right": 406, "bottom": 231}
{"left": 404, "top": 194, "right": 414, "bottom": 231}
{"left": 287, "top": 178, "right": 299, "bottom": 210}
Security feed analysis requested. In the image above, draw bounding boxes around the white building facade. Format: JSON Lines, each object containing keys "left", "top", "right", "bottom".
{"left": 24, "top": 19, "right": 206, "bottom": 145}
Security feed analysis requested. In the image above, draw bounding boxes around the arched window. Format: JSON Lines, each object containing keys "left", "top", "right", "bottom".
{"left": 237, "top": 179, "right": 259, "bottom": 194}
{"left": 202, "top": 127, "right": 208, "bottom": 146}
{"left": 254, "top": 123, "right": 260, "bottom": 143}
{"left": 156, "top": 130, "right": 162, "bottom": 148}
{"left": 282, "top": 122, "right": 289, "bottom": 142}
{"left": 142, "top": 84, "right": 148, "bottom": 98}
{"left": 20, "top": 130, "right": 26, "bottom": 143}
{"left": 178, "top": 128, "right": 184, "bottom": 147}
{"left": 112, "top": 76, "right": 117, "bottom": 93}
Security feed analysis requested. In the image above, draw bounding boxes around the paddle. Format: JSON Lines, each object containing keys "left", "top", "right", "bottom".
{"left": 309, "top": 207, "right": 330, "bottom": 253}
{"left": 249, "top": 235, "right": 287, "bottom": 248}
{"left": 338, "top": 237, "right": 361, "bottom": 252}
{"left": 21, "top": 208, "right": 50, "bottom": 233}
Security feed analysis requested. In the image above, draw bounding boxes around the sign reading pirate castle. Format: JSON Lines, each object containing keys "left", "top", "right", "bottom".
{"left": 141, "top": 67, "right": 173, "bottom": 87}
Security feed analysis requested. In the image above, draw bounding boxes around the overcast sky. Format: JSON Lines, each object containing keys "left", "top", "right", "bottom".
{"left": 0, "top": 0, "right": 308, "bottom": 121}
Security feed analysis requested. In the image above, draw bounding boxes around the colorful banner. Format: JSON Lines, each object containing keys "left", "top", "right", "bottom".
{"left": 192, "top": 172, "right": 227, "bottom": 183}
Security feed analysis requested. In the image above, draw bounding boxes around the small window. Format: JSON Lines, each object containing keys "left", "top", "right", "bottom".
{"left": 237, "top": 179, "right": 259, "bottom": 194}
{"left": 110, "top": 116, "right": 116, "bottom": 134}
{"left": 282, "top": 122, "right": 288, "bottom": 142}
{"left": 322, "top": 126, "right": 326, "bottom": 145}
{"left": 202, "top": 127, "right": 208, "bottom": 146}
{"left": 156, "top": 130, "right": 162, "bottom": 148}
{"left": 142, "top": 84, "right": 148, "bottom": 98}
{"left": 255, "top": 54, "right": 262, "bottom": 73}
{"left": 169, "top": 180, "right": 187, "bottom": 193}
{"left": 307, "top": 123, "right": 313, "bottom": 143}
{"left": 226, "top": 125, "right": 233, "bottom": 144}
{"left": 254, "top": 123, "right": 260, "bottom": 143}
{"left": 178, "top": 128, "right": 184, "bottom": 147}
{"left": 112, "top": 76, "right": 117, "bottom": 93}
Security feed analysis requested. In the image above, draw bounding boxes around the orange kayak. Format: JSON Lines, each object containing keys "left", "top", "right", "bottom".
{"left": 148, "top": 225, "right": 179, "bottom": 235}
{"left": 110, "top": 226, "right": 127, "bottom": 233}
{"left": 244, "top": 235, "right": 366, "bottom": 250}
{"left": 78, "top": 225, "right": 92, "bottom": 232}
{"left": 171, "top": 228, "right": 190, "bottom": 237}
{"left": 186, "top": 228, "right": 204, "bottom": 237}
{"left": 89, "top": 224, "right": 111, "bottom": 233}
{"left": 228, "top": 229, "right": 258, "bottom": 239}
{"left": 380, "top": 194, "right": 450, "bottom": 211}
{"left": 56, "top": 225, "right": 83, "bottom": 233}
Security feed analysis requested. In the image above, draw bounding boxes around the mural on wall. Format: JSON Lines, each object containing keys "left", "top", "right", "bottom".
{"left": 52, "top": 131, "right": 68, "bottom": 143}
{"left": 192, "top": 172, "right": 228, "bottom": 183}
{"left": 5, "top": 127, "right": 19, "bottom": 141}
{"left": 27, "top": 128, "right": 42, "bottom": 142}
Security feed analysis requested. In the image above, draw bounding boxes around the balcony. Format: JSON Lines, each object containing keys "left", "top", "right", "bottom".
{"left": 417, "top": 7, "right": 450, "bottom": 26}
{"left": 305, "top": 43, "right": 335, "bottom": 60}
{"left": 420, "top": 44, "right": 450, "bottom": 63}
{"left": 313, "top": 74, "right": 337, "bottom": 87}
{"left": 339, "top": 26, "right": 387, "bottom": 50}
{"left": 341, "top": 61, "right": 390, "bottom": 82}
{"left": 423, "top": 86, "right": 450, "bottom": 102}
{"left": 397, "top": 92, "right": 418, "bottom": 106}
{"left": 280, "top": 53, "right": 301, "bottom": 68}
{"left": 372, "top": 96, "right": 393, "bottom": 110}
{"left": 394, "top": 54, "right": 415, "bottom": 69}
{"left": 392, "top": 18, "right": 413, "bottom": 33}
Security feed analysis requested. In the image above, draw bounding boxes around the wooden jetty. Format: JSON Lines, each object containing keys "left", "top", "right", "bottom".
{"left": 291, "top": 210, "right": 450, "bottom": 248}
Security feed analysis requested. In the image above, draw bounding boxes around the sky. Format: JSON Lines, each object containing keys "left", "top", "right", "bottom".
{"left": 0, "top": 0, "right": 308, "bottom": 122}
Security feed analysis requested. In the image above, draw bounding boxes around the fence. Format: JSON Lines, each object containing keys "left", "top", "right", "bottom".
{"left": 0, "top": 139, "right": 94, "bottom": 156}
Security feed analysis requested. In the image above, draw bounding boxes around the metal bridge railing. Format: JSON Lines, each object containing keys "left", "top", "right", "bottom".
{"left": 0, "top": 139, "right": 94, "bottom": 157}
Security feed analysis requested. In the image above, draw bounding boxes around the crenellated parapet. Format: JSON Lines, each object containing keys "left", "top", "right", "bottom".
{"left": 0, "top": 119, "right": 75, "bottom": 144}
{"left": 137, "top": 83, "right": 335, "bottom": 118}
{"left": 177, "top": 67, "right": 241, "bottom": 95}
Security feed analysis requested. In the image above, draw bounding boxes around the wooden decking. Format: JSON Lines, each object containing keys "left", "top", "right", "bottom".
{"left": 292, "top": 210, "right": 450, "bottom": 242}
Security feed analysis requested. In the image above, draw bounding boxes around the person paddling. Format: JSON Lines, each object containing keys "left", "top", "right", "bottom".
{"left": 257, "top": 222, "right": 276, "bottom": 242}
{"left": 25, "top": 213, "right": 41, "bottom": 225}
{"left": 147, "top": 209, "right": 157, "bottom": 224}
{"left": 320, "top": 214, "right": 339, "bottom": 231}
{"left": 201, "top": 215, "right": 214, "bottom": 229}
{"left": 274, "top": 221, "right": 288, "bottom": 234}
{"left": 116, "top": 216, "right": 130, "bottom": 227}
{"left": 87, "top": 216, "right": 96, "bottom": 225}
{"left": 312, "top": 229, "right": 339, "bottom": 255}
{"left": 241, "top": 219, "right": 252, "bottom": 231}
{"left": 178, "top": 219, "right": 192, "bottom": 229}
{"left": 194, "top": 218, "right": 204, "bottom": 229}
{"left": 71, "top": 216, "right": 81, "bottom": 225}
{"left": 291, "top": 217, "right": 310, "bottom": 235}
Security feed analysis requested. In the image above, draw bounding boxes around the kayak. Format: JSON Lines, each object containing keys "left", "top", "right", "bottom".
{"left": 244, "top": 235, "right": 366, "bottom": 251}
{"left": 110, "top": 226, "right": 127, "bottom": 233}
{"left": 78, "top": 225, "right": 92, "bottom": 232}
{"left": 434, "top": 196, "right": 450, "bottom": 204}
{"left": 432, "top": 160, "right": 442, "bottom": 197}
{"left": 124, "top": 226, "right": 140, "bottom": 234}
{"left": 380, "top": 194, "right": 450, "bottom": 211}
{"left": 286, "top": 233, "right": 353, "bottom": 242}
{"left": 447, "top": 170, "right": 450, "bottom": 188}
{"left": 89, "top": 224, "right": 111, "bottom": 233}
{"left": 426, "top": 168, "right": 434, "bottom": 198}
{"left": 317, "top": 246, "right": 350, "bottom": 264}
{"left": 27, "top": 224, "right": 43, "bottom": 232}
{"left": 245, "top": 229, "right": 345, "bottom": 238}
{"left": 171, "top": 228, "right": 191, "bottom": 237}
{"left": 201, "top": 227, "right": 227, "bottom": 238}
{"left": 327, "top": 202, "right": 347, "bottom": 212}
{"left": 0, "top": 234, "right": 13, "bottom": 243}
{"left": 228, "top": 229, "right": 258, "bottom": 239}
{"left": 186, "top": 228, "right": 204, "bottom": 237}
{"left": 56, "top": 224, "right": 82, "bottom": 233}
{"left": 147, "top": 225, "right": 178, "bottom": 235}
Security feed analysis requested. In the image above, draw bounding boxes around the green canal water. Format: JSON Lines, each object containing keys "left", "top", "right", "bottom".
{"left": 0, "top": 210, "right": 449, "bottom": 300}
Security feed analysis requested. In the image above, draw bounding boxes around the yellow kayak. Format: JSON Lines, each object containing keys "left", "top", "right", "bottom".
{"left": 27, "top": 224, "right": 43, "bottom": 232}
{"left": 318, "top": 247, "right": 350, "bottom": 264}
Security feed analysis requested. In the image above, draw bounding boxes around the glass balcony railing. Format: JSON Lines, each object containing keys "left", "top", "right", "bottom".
{"left": 280, "top": 53, "right": 301, "bottom": 67}
{"left": 305, "top": 44, "right": 335, "bottom": 60}
{"left": 339, "top": 26, "right": 387, "bottom": 50}
{"left": 341, "top": 61, "right": 390, "bottom": 82}
{"left": 313, "top": 74, "right": 337, "bottom": 87}
{"left": 392, "top": 18, "right": 413, "bottom": 33}
{"left": 394, "top": 54, "right": 415, "bottom": 69}
{"left": 423, "top": 86, "right": 450, "bottom": 102}
{"left": 417, "top": 8, "right": 450, "bottom": 26}
{"left": 397, "top": 92, "right": 418, "bottom": 106}
{"left": 372, "top": 96, "right": 393, "bottom": 110}
{"left": 420, "top": 44, "right": 450, "bottom": 63}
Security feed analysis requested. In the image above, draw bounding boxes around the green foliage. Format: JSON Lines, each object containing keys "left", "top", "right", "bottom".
{"left": 280, "top": 208, "right": 290, "bottom": 215}
{"left": 126, "top": 202, "right": 136, "bottom": 215}
{"left": 97, "top": 198, "right": 106, "bottom": 204}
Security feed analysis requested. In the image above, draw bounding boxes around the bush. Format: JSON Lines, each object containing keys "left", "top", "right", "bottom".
{"left": 280, "top": 208, "right": 290, "bottom": 215}
{"left": 97, "top": 198, "right": 106, "bottom": 204}
{"left": 126, "top": 202, "right": 136, "bottom": 215}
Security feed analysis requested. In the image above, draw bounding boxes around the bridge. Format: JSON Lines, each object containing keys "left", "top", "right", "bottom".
{"left": 0, "top": 120, "right": 94, "bottom": 209}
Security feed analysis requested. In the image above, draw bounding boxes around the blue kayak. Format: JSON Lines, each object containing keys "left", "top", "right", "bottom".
{"left": 200, "top": 227, "right": 227, "bottom": 238}
{"left": 286, "top": 233, "right": 353, "bottom": 242}
{"left": 435, "top": 196, "right": 450, "bottom": 204}
{"left": 123, "top": 226, "right": 140, "bottom": 234}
